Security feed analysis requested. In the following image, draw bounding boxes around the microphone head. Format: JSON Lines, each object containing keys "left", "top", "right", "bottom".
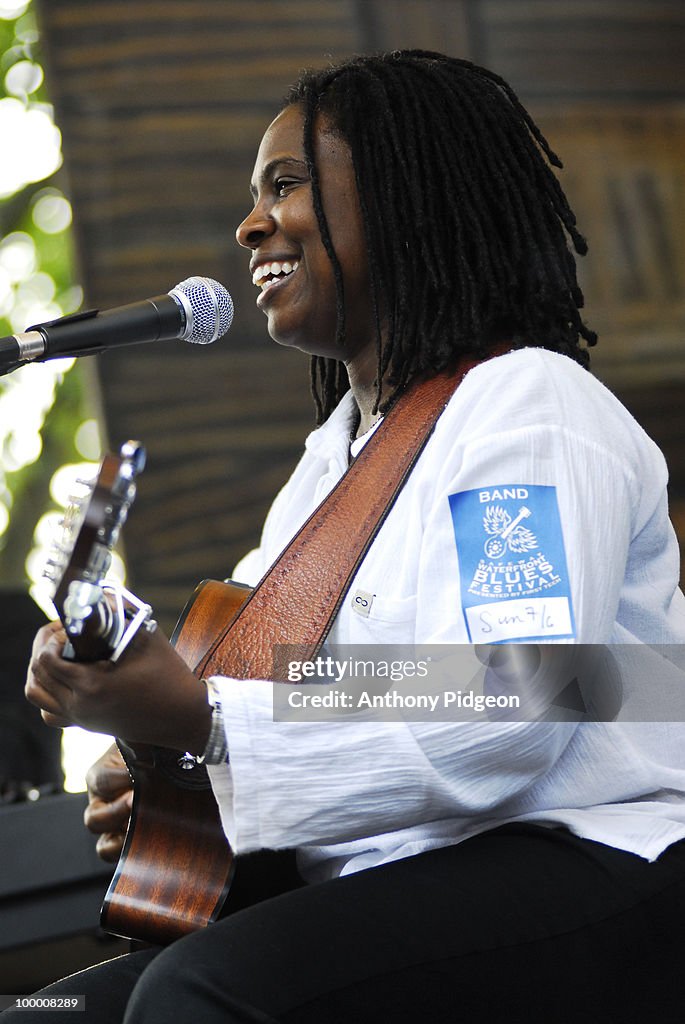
{"left": 171, "top": 276, "right": 234, "bottom": 345}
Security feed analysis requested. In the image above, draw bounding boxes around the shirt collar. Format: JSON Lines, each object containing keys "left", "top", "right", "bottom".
{"left": 304, "top": 389, "right": 357, "bottom": 465}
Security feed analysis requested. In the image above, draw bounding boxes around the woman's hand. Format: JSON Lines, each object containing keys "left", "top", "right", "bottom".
{"left": 25, "top": 620, "right": 212, "bottom": 754}
{"left": 84, "top": 743, "right": 133, "bottom": 863}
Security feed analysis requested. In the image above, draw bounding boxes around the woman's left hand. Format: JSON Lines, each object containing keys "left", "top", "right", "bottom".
{"left": 25, "top": 621, "right": 212, "bottom": 753}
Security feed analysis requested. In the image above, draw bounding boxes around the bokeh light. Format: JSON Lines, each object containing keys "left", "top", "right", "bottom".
{"left": 0, "top": 230, "right": 37, "bottom": 281}
{"left": 32, "top": 189, "right": 72, "bottom": 233}
{"left": 0, "top": 97, "right": 62, "bottom": 197}
{"left": 4, "top": 57, "right": 42, "bottom": 95}
{"left": 0, "top": 2, "right": 30, "bottom": 19}
{"left": 75, "top": 418, "right": 102, "bottom": 460}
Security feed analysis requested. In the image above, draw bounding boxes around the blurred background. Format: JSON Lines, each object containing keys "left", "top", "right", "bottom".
{"left": 0, "top": 0, "right": 683, "bottom": 991}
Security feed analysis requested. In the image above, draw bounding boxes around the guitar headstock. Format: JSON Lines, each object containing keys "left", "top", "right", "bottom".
{"left": 44, "top": 440, "right": 154, "bottom": 661}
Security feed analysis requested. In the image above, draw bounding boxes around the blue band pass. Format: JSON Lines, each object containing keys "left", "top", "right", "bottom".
{"left": 448, "top": 485, "right": 576, "bottom": 643}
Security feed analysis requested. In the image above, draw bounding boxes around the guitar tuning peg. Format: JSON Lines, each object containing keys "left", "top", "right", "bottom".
{"left": 120, "top": 440, "right": 146, "bottom": 476}
{"left": 43, "top": 555, "right": 65, "bottom": 580}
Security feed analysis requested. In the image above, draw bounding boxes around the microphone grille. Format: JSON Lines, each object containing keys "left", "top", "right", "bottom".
{"left": 171, "top": 276, "right": 234, "bottom": 345}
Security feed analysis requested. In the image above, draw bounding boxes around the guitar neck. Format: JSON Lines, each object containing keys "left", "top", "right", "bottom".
{"left": 47, "top": 442, "right": 153, "bottom": 664}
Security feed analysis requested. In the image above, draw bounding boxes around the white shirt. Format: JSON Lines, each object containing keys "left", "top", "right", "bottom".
{"left": 208, "top": 349, "right": 685, "bottom": 878}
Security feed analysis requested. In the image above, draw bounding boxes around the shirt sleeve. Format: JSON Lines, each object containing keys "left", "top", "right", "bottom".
{"left": 207, "top": 679, "right": 576, "bottom": 852}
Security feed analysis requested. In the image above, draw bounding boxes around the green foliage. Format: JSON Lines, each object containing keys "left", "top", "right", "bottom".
{"left": 0, "top": 2, "right": 93, "bottom": 592}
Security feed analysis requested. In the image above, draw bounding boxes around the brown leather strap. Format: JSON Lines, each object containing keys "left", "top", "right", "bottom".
{"left": 197, "top": 358, "right": 479, "bottom": 682}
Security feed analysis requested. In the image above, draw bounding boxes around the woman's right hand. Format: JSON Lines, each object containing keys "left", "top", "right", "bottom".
{"left": 84, "top": 743, "right": 133, "bottom": 863}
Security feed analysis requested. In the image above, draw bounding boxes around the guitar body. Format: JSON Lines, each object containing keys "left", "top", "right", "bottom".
{"left": 101, "top": 579, "right": 252, "bottom": 945}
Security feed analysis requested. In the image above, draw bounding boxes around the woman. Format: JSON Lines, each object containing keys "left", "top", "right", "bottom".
{"left": 13, "top": 51, "right": 685, "bottom": 1022}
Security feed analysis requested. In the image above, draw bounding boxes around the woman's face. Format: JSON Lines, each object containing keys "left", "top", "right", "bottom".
{"left": 236, "top": 104, "right": 375, "bottom": 367}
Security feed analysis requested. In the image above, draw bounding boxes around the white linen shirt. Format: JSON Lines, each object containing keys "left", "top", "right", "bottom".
{"left": 207, "top": 349, "right": 685, "bottom": 878}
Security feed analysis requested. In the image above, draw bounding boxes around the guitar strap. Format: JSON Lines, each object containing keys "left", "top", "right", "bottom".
{"left": 195, "top": 356, "right": 484, "bottom": 683}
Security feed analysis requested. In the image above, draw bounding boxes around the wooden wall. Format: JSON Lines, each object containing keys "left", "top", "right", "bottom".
{"left": 36, "top": 0, "right": 685, "bottom": 628}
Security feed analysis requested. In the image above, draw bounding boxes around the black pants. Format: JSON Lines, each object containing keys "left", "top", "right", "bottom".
{"left": 4, "top": 825, "right": 685, "bottom": 1023}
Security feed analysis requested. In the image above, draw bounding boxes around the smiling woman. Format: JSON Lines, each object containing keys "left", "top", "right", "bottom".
{"left": 238, "top": 104, "right": 374, "bottom": 396}
{"left": 11, "top": 50, "right": 685, "bottom": 1024}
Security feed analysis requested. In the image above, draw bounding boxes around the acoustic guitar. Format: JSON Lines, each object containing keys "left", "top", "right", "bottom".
{"left": 46, "top": 441, "right": 259, "bottom": 945}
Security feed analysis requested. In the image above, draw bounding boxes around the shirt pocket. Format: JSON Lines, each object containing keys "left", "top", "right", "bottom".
{"left": 343, "top": 591, "right": 418, "bottom": 645}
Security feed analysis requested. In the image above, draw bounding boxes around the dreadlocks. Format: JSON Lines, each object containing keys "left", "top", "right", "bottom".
{"left": 286, "top": 50, "right": 597, "bottom": 423}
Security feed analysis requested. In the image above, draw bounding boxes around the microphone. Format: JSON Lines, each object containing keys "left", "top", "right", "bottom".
{"left": 0, "top": 276, "right": 234, "bottom": 376}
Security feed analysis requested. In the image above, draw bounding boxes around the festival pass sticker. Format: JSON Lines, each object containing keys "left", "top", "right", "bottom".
{"left": 448, "top": 484, "right": 576, "bottom": 643}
